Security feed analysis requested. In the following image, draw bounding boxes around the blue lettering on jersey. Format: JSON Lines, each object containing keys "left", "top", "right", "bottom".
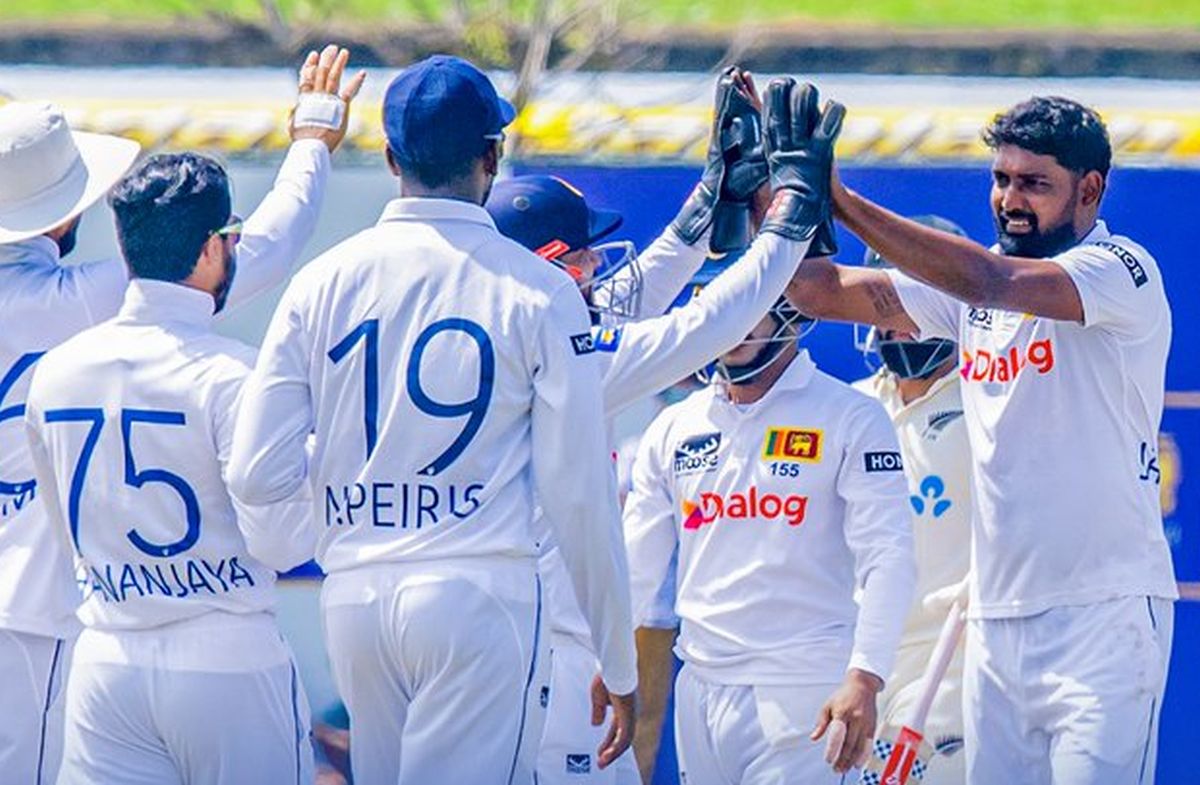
{"left": 84, "top": 555, "right": 256, "bottom": 604}
{"left": 325, "top": 481, "right": 484, "bottom": 529}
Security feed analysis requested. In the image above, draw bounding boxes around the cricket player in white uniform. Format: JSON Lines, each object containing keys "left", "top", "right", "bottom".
{"left": 624, "top": 276, "right": 916, "bottom": 783}
{"left": 227, "top": 55, "right": 638, "bottom": 785}
{"left": 852, "top": 216, "right": 973, "bottom": 785}
{"left": 787, "top": 95, "right": 1175, "bottom": 785}
{"left": 25, "top": 151, "right": 322, "bottom": 785}
{"left": 0, "top": 45, "right": 360, "bottom": 784}
{"left": 486, "top": 74, "right": 845, "bottom": 784}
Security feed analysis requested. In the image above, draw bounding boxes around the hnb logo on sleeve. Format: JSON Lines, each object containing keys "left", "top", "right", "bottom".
{"left": 674, "top": 432, "right": 722, "bottom": 475}
{"left": 566, "top": 754, "right": 591, "bottom": 774}
{"left": 592, "top": 325, "right": 622, "bottom": 352}
{"left": 570, "top": 332, "right": 595, "bottom": 355}
{"left": 864, "top": 451, "right": 904, "bottom": 473}
{"left": 1095, "top": 241, "right": 1149, "bottom": 288}
{"left": 762, "top": 427, "right": 822, "bottom": 463}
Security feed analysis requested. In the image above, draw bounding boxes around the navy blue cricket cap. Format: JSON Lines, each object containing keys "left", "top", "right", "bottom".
{"left": 383, "top": 55, "right": 516, "bottom": 165}
{"left": 485, "top": 175, "right": 623, "bottom": 260}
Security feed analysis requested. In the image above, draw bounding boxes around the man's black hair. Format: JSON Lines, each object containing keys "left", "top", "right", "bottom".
{"left": 983, "top": 96, "right": 1112, "bottom": 181}
{"left": 390, "top": 137, "right": 492, "bottom": 189}
{"left": 108, "top": 152, "right": 232, "bottom": 282}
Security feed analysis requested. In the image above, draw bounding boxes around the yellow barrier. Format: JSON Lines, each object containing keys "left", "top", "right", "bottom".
{"left": 10, "top": 96, "right": 1200, "bottom": 163}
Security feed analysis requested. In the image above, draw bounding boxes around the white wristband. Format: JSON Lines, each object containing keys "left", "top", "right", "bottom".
{"left": 294, "top": 93, "right": 344, "bottom": 130}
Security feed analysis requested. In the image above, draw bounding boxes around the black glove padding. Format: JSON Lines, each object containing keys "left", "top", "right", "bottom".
{"left": 672, "top": 67, "right": 768, "bottom": 253}
{"left": 805, "top": 218, "right": 839, "bottom": 259}
{"left": 758, "top": 78, "right": 845, "bottom": 243}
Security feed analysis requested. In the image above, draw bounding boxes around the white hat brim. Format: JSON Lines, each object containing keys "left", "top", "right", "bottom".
{"left": 0, "top": 131, "right": 140, "bottom": 245}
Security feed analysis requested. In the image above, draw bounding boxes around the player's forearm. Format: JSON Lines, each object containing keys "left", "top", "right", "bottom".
{"left": 836, "top": 187, "right": 1009, "bottom": 307}
{"left": 631, "top": 226, "right": 710, "bottom": 318}
{"left": 849, "top": 544, "right": 916, "bottom": 682}
{"left": 222, "top": 140, "right": 330, "bottom": 313}
{"left": 602, "top": 233, "right": 808, "bottom": 415}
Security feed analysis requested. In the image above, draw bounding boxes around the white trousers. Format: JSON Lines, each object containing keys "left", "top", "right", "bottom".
{"left": 877, "top": 638, "right": 965, "bottom": 785}
{"left": 322, "top": 559, "right": 546, "bottom": 785}
{"left": 674, "top": 665, "right": 848, "bottom": 785}
{"left": 964, "top": 596, "right": 1173, "bottom": 785}
{"left": 57, "top": 612, "right": 313, "bottom": 785}
{"left": 0, "top": 629, "right": 72, "bottom": 785}
{"left": 537, "top": 631, "right": 639, "bottom": 784}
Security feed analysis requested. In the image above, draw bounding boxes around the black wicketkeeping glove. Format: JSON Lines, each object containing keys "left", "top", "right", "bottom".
{"left": 672, "top": 67, "right": 769, "bottom": 253}
{"left": 758, "top": 78, "right": 845, "bottom": 243}
{"left": 805, "top": 218, "right": 839, "bottom": 259}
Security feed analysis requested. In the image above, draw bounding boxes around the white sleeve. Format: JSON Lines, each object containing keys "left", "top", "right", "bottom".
{"left": 601, "top": 232, "right": 810, "bottom": 416}
{"left": 627, "top": 226, "right": 711, "bottom": 318}
{"left": 1050, "top": 239, "right": 1162, "bottom": 336}
{"left": 621, "top": 410, "right": 680, "bottom": 628}
{"left": 532, "top": 283, "right": 638, "bottom": 695}
{"left": 213, "top": 361, "right": 315, "bottom": 572}
{"left": 886, "top": 269, "right": 961, "bottom": 342}
{"left": 221, "top": 140, "right": 330, "bottom": 313}
{"left": 227, "top": 281, "right": 314, "bottom": 505}
{"left": 837, "top": 400, "right": 916, "bottom": 683}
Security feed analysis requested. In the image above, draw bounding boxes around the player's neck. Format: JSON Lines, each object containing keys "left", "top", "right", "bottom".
{"left": 727, "top": 345, "right": 798, "bottom": 405}
{"left": 896, "top": 358, "right": 956, "bottom": 405}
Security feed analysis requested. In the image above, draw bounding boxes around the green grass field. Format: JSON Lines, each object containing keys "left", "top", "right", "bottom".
{"left": 2, "top": 0, "right": 1198, "bottom": 30}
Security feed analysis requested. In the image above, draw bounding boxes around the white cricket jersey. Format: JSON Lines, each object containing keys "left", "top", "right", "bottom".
{"left": 854, "top": 369, "right": 972, "bottom": 649}
{"left": 0, "top": 140, "right": 328, "bottom": 639}
{"left": 24, "top": 280, "right": 314, "bottom": 631}
{"left": 539, "top": 229, "right": 812, "bottom": 646}
{"left": 227, "top": 197, "right": 638, "bottom": 693}
{"left": 888, "top": 220, "right": 1177, "bottom": 619}
{"left": 624, "top": 351, "right": 916, "bottom": 685}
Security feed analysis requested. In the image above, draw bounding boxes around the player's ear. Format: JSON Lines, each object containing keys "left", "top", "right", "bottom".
{"left": 1079, "top": 170, "right": 1104, "bottom": 207}
{"left": 482, "top": 141, "right": 501, "bottom": 177}
{"left": 384, "top": 146, "right": 402, "bottom": 177}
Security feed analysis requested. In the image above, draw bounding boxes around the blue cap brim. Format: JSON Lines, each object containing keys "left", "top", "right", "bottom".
{"left": 587, "top": 207, "right": 623, "bottom": 246}
{"left": 498, "top": 97, "right": 517, "bottom": 128}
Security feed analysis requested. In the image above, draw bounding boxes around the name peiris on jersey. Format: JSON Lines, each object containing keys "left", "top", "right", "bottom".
{"left": 25, "top": 281, "right": 313, "bottom": 631}
{"left": 0, "top": 140, "right": 328, "bottom": 639}
{"left": 889, "top": 220, "right": 1177, "bottom": 619}
{"left": 228, "top": 198, "right": 637, "bottom": 693}
{"left": 624, "top": 352, "right": 916, "bottom": 686}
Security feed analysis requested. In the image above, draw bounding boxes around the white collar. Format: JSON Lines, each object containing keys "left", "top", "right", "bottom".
{"left": 118, "top": 279, "right": 215, "bottom": 329}
{"left": 378, "top": 197, "right": 497, "bottom": 230}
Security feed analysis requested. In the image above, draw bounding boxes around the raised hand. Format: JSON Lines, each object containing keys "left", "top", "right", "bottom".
{"left": 290, "top": 44, "right": 368, "bottom": 153}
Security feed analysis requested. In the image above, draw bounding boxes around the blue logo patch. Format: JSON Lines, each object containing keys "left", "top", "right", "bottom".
{"left": 1096, "top": 241, "right": 1149, "bottom": 288}
{"left": 911, "top": 474, "right": 952, "bottom": 518}
{"left": 592, "top": 325, "right": 622, "bottom": 352}
{"left": 566, "top": 753, "right": 591, "bottom": 774}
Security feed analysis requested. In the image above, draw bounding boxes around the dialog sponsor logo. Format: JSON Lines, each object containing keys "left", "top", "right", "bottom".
{"left": 960, "top": 338, "right": 1054, "bottom": 384}
{"left": 681, "top": 488, "right": 808, "bottom": 530}
{"left": 762, "top": 427, "right": 822, "bottom": 462}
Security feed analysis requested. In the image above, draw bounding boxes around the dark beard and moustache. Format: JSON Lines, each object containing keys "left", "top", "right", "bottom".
{"left": 54, "top": 220, "right": 80, "bottom": 257}
{"left": 211, "top": 246, "right": 238, "bottom": 314}
{"left": 995, "top": 211, "right": 1079, "bottom": 258}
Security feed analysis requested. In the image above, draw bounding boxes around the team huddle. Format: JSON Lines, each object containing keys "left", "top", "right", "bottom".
{"left": 0, "top": 42, "right": 1175, "bottom": 785}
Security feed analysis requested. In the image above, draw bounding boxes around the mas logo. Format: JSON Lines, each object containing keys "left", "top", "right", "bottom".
{"left": 762, "top": 427, "right": 822, "bottom": 463}
{"left": 681, "top": 488, "right": 808, "bottom": 530}
{"left": 960, "top": 338, "right": 1054, "bottom": 384}
{"left": 674, "top": 432, "right": 722, "bottom": 476}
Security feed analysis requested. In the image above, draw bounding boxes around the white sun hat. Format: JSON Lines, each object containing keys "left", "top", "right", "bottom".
{"left": 0, "top": 101, "right": 141, "bottom": 245}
